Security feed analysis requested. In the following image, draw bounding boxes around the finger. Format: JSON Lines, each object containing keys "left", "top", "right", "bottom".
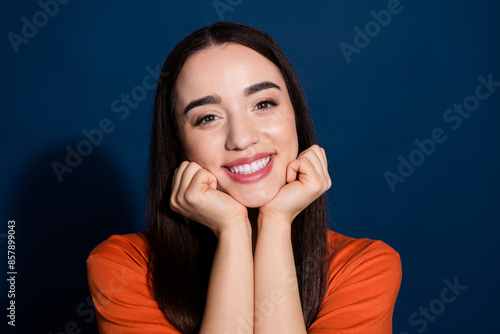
{"left": 171, "top": 161, "right": 190, "bottom": 202}
{"left": 183, "top": 168, "right": 217, "bottom": 207}
{"left": 189, "top": 168, "right": 217, "bottom": 192}
{"left": 286, "top": 156, "right": 320, "bottom": 185}
{"left": 296, "top": 144, "right": 320, "bottom": 158}
{"left": 177, "top": 162, "right": 203, "bottom": 200}
{"left": 311, "top": 146, "right": 330, "bottom": 185}
{"left": 289, "top": 147, "right": 318, "bottom": 183}
{"left": 318, "top": 147, "right": 332, "bottom": 188}
{"left": 286, "top": 162, "right": 298, "bottom": 183}
{"left": 302, "top": 145, "right": 330, "bottom": 187}
{"left": 297, "top": 148, "right": 324, "bottom": 178}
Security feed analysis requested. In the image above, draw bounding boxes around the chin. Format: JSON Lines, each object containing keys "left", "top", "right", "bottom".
{"left": 230, "top": 186, "right": 280, "bottom": 208}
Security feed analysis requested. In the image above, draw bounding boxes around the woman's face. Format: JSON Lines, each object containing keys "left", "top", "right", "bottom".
{"left": 174, "top": 43, "right": 299, "bottom": 208}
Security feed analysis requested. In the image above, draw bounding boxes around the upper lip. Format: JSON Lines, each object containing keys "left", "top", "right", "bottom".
{"left": 223, "top": 152, "right": 274, "bottom": 168}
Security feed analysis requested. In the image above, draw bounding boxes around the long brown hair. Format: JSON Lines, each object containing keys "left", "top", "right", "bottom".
{"left": 146, "top": 21, "right": 330, "bottom": 334}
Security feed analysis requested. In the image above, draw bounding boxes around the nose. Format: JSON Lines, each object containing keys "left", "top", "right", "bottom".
{"left": 225, "top": 114, "right": 260, "bottom": 151}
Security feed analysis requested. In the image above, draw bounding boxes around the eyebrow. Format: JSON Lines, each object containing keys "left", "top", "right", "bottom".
{"left": 183, "top": 95, "right": 221, "bottom": 115}
{"left": 182, "top": 81, "right": 281, "bottom": 115}
{"left": 244, "top": 81, "right": 281, "bottom": 96}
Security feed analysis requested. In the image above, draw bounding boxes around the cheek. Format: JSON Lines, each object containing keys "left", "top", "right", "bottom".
{"left": 266, "top": 112, "right": 293, "bottom": 135}
{"left": 264, "top": 111, "right": 298, "bottom": 153}
{"left": 182, "top": 134, "right": 224, "bottom": 168}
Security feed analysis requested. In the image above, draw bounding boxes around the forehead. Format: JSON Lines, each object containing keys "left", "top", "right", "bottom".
{"left": 175, "top": 43, "right": 285, "bottom": 105}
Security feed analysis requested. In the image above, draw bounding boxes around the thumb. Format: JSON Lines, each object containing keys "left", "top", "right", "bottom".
{"left": 286, "top": 161, "right": 299, "bottom": 183}
{"left": 191, "top": 168, "right": 218, "bottom": 192}
{"left": 206, "top": 172, "right": 217, "bottom": 190}
{"left": 201, "top": 169, "right": 217, "bottom": 191}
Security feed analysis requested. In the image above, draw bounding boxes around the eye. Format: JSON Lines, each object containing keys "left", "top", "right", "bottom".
{"left": 195, "top": 114, "right": 219, "bottom": 126}
{"left": 254, "top": 99, "right": 278, "bottom": 111}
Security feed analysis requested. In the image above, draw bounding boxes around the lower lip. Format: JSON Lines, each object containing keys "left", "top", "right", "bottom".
{"left": 223, "top": 154, "right": 275, "bottom": 184}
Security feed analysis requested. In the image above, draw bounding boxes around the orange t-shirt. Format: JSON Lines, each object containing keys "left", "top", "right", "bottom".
{"left": 86, "top": 230, "right": 401, "bottom": 333}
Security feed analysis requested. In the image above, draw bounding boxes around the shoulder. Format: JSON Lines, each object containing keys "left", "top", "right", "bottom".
{"left": 324, "top": 229, "right": 402, "bottom": 297}
{"left": 87, "top": 232, "right": 149, "bottom": 272}
{"left": 325, "top": 229, "right": 401, "bottom": 284}
{"left": 86, "top": 231, "right": 151, "bottom": 305}
{"left": 86, "top": 231, "right": 151, "bottom": 302}
{"left": 86, "top": 232, "right": 178, "bottom": 333}
{"left": 308, "top": 230, "right": 402, "bottom": 333}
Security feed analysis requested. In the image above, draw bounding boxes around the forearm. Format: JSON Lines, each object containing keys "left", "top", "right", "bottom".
{"left": 254, "top": 216, "right": 307, "bottom": 334}
{"left": 199, "top": 220, "right": 254, "bottom": 334}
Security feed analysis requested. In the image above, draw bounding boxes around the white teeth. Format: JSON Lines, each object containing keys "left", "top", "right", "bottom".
{"left": 229, "top": 155, "right": 271, "bottom": 175}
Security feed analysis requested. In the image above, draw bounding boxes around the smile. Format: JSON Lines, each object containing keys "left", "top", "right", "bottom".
{"left": 228, "top": 155, "right": 271, "bottom": 174}
{"left": 223, "top": 153, "right": 275, "bottom": 184}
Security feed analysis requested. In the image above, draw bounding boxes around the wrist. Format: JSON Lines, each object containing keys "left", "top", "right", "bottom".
{"left": 257, "top": 210, "right": 293, "bottom": 233}
{"left": 216, "top": 215, "right": 252, "bottom": 240}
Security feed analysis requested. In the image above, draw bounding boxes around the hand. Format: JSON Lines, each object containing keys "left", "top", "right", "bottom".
{"left": 259, "top": 145, "right": 331, "bottom": 224}
{"left": 170, "top": 161, "right": 248, "bottom": 237}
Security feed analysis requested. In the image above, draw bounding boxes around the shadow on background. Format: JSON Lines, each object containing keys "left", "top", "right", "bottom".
{"left": 4, "top": 143, "right": 138, "bottom": 333}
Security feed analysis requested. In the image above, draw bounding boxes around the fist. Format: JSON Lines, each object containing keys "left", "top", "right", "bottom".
{"left": 170, "top": 161, "right": 248, "bottom": 237}
{"left": 260, "top": 145, "right": 331, "bottom": 224}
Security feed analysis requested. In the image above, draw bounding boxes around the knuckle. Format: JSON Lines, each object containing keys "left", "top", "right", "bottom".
{"left": 184, "top": 189, "right": 198, "bottom": 205}
{"left": 175, "top": 192, "right": 184, "bottom": 205}
{"left": 194, "top": 168, "right": 207, "bottom": 179}
{"left": 169, "top": 198, "right": 179, "bottom": 211}
{"left": 187, "top": 161, "right": 200, "bottom": 171}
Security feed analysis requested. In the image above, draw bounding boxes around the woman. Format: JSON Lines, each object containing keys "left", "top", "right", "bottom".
{"left": 87, "top": 21, "right": 401, "bottom": 333}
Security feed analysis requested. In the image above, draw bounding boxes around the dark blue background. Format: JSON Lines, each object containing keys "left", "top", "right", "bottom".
{"left": 2, "top": 0, "right": 499, "bottom": 333}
